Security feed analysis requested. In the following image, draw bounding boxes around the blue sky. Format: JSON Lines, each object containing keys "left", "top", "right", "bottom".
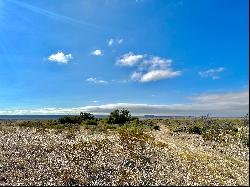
{"left": 0, "top": 0, "right": 249, "bottom": 116}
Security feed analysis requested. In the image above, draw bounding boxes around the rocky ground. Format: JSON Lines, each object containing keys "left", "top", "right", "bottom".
{"left": 0, "top": 121, "right": 249, "bottom": 186}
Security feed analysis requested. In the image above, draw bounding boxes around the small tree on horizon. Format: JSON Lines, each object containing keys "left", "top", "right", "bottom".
{"left": 108, "top": 108, "right": 132, "bottom": 124}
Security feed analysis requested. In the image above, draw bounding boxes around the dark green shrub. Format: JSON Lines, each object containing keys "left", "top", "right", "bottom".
{"left": 153, "top": 125, "right": 160, "bottom": 131}
{"left": 108, "top": 108, "right": 132, "bottom": 125}
{"left": 59, "top": 112, "right": 95, "bottom": 124}
{"left": 80, "top": 112, "right": 95, "bottom": 121}
{"left": 188, "top": 125, "right": 203, "bottom": 135}
{"left": 58, "top": 116, "right": 79, "bottom": 124}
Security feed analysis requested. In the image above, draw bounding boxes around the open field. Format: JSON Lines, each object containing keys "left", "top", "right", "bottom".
{"left": 0, "top": 117, "right": 249, "bottom": 186}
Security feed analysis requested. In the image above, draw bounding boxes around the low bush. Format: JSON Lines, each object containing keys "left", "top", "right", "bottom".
{"left": 58, "top": 112, "right": 95, "bottom": 124}
{"left": 82, "top": 119, "right": 98, "bottom": 126}
{"left": 58, "top": 116, "right": 81, "bottom": 124}
{"left": 188, "top": 125, "right": 203, "bottom": 135}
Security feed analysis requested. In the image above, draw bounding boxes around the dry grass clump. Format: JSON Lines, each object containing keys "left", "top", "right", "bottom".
{"left": 0, "top": 118, "right": 249, "bottom": 186}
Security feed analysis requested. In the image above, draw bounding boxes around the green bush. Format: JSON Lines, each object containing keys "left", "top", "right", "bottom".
{"left": 188, "top": 125, "right": 203, "bottom": 135}
{"left": 108, "top": 109, "right": 132, "bottom": 125}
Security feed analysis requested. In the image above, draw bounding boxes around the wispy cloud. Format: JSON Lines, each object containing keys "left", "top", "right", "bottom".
{"left": 1, "top": 90, "right": 248, "bottom": 117}
{"left": 111, "top": 79, "right": 129, "bottom": 84}
{"left": 8, "top": 0, "right": 99, "bottom": 29}
{"left": 48, "top": 52, "right": 72, "bottom": 64}
{"left": 107, "top": 38, "right": 114, "bottom": 46}
{"left": 117, "top": 38, "right": 123, "bottom": 44}
{"left": 86, "top": 77, "right": 108, "bottom": 84}
{"left": 107, "top": 38, "right": 124, "bottom": 46}
{"left": 199, "top": 67, "right": 225, "bottom": 80}
{"left": 91, "top": 49, "right": 103, "bottom": 56}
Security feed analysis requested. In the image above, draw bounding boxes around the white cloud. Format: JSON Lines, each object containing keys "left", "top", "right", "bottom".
{"left": 116, "top": 52, "right": 144, "bottom": 66}
{"left": 92, "top": 100, "right": 99, "bottom": 103}
{"left": 86, "top": 77, "right": 108, "bottom": 84}
{"left": 1, "top": 90, "right": 248, "bottom": 117}
{"left": 48, "top": 52, "right": 72, "bottom": 64}
{"left": 199, "top": 67, "right": 225, "bottom": 80}
{"left": 141, "top": 57, "right": 172, "bottom": 71}
{"left": 108, "top": 38, "right": 114, "bottom": 46}
{"left": 91, "top": 49, "right": 103, "bottom": 56}
{"left": 119, "top": 54, "right": 181, "bottom": 82}
{"left": 140, "top": 70, "right": 181, "bottom": 82}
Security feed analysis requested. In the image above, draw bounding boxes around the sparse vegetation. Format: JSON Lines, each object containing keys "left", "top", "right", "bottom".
{"left": 0, "top": 110, "right": 249, "bottom": 185}
{"left": 58, "top": 112, "right": 95, "bottom": 124}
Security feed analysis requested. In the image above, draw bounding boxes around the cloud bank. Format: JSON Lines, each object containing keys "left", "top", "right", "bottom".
{"left": 1, "top": 90, "right": 248, "bottom": 116}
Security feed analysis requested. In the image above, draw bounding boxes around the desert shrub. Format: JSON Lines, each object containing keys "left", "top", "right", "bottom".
{"left": 118, "top": 127, "right": 153, "bottom": 143}
{"left": 58, "top": 112, "right": 95, "bottom": 124}
{"left": 202, "top": 129, "right": 221, "bottom": 141}
{"left": 143, "top": 119, "right": 154, "bottom": 125}
{"left": 241, "top": 136, "right": 249, "bottom": 147}
{"left": 103, "top": 124, "right": 118, "bottom": 130}
{"left": 19, "top": 120, "right": 44, "bottom": 128}
{"left": 79, "top": 112, "right": 95, "bottom": 121}
{"left": 58, "top": 116, "right": 81, "bottom": 124}
{"left": 242, "top": 112, "right": 249, "bottom": 126}
{"left": 83, "top": 119, "right": 98, "bottom": 126}
{"left": 188, "top": 125, "right": 204, "bottom": 135}
{"left": 130, "top": 116, "right": 140, "bottom": 123}
{"left": 152, "top": 125, "right": 160, "bottom": 130}
{"left": 108, "top": 109, "right": 132, "bottom": 125}
{"left": 19, "top": 119, "right": 81, "bottom": 131}
{"left": 98, "top": 118, "right": 109, "bottom": 124}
